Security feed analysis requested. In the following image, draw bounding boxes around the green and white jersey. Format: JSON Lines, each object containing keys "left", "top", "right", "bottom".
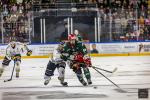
{"left": 61, "top": 41, "right": 87, "bottom": 61}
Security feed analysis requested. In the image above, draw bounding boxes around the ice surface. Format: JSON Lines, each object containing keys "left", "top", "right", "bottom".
{"left": 0, "top": 56, "right": 150, "bottom": 100}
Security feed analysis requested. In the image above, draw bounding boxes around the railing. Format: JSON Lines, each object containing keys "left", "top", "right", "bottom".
{"left": 32, "top": 3, "right": 97, "bottom": 11}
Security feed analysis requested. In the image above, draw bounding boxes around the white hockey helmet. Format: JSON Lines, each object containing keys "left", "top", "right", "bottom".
{"left": 10, "top": 41, "right": 16, "bottom": 48}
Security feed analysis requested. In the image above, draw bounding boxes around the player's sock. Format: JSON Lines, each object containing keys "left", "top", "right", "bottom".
{"left": 15, "top": 62, "right": 21, "bottom": 78}
{"left": 83, "top": 67, "right": 92, "bottom": 85}
{"left": 76, "top": 72, "right": 87, "bottom": 86}
{"left": 16, "top": 66, "right": 20, "bottom": 78}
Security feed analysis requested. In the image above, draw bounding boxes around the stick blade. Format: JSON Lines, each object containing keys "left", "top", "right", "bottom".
{"left": 112, "top": 67, "right": 118, "bottom": 73}
{"left": 4, "top": 79, "right": 12, "bottom": 82}
{"left": 114, "top": 88, "right": 127, "bottom": 93}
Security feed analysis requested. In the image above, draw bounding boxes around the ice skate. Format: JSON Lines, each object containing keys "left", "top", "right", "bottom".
{"left": 81, "top": 80, "right": 87, "bottom": 86}
{"left": 44, "top": 77, "right": 51, "bottom": 85}
{"left": 87, "top": 79, "right": 92, "bottom": 85}
{"left": 60, "top": 82, "right": 68, "bottom": 86}
{"left": 0, "top": 68, "right": 4, "bottom": 77}
{"left": 16, "top": 72, "right": 19, "bottom": 78}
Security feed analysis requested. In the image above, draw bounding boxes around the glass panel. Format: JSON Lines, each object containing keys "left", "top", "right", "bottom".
{"left": 45, "top": 16, "right": 69, "bottom": 43}
{"left": 2, "top": 14, "right": 31, "bottom": 44}
{"left": 73, "top": 16, "right": 95, "bottom": 42}
{"left": 98, "top": 7, "right": 150, "bottom": 42}
{"left": 0, "top": 13, "right": 2, "bottom": 43}
{"left": 32, "top": 17, "right": 41, "bottom": 43}
{"left": 33, "top": 16, "right": 69, "bottom": 43}
{"left": 32, "top": 5, "right": 150, "bottom": 43}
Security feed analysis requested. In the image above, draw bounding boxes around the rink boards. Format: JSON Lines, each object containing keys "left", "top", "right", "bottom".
{"left": 0, "top": 42, "right": 150, "bottom": 59}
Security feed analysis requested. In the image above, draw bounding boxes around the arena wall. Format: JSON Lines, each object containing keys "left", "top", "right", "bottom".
{"left": 0, "top": 42, "right": 150, "bottom": 59}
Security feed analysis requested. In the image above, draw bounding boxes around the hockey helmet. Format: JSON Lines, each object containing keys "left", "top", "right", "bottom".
{"left": 10, "top": 41, "right": 16, "bottom": 48}
{"left": 57, "top": 43, "right": 64, "bottom": 52}
{"left": 68, "top": 34, "right": 76, "bottom": 40}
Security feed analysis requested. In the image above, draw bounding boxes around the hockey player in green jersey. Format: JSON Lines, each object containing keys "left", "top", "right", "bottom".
{"left": 61, "top": 34, "right": 92, "bottom": 86}
{"left": 74, "top": 29, "right": 82, "bottom": 42}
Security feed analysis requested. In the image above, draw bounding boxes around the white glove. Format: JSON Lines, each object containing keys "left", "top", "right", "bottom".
{"left": 84, "top": 54, "right": 90, "bottom": 59}
{"left": 69, "top": 55, "right": 74, "bottom": 60}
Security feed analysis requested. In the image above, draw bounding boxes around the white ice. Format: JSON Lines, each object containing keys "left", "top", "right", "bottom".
{"left": 0, "top": 56, "right": 150, "bottom": 100}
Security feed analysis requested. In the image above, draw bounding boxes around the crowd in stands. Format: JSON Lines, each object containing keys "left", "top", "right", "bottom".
{"left": 74, "top": 0, "right": 150, "bottom": 42}
{"left": 0, "top": 0, "right": 32, "bottom": 43}
{"left": 35, "top": 0, "right": 150, "bottom": 42}
{"left": 0, "top": 0, "right": 150, "bottom": 43}
{"left": 70, "top": 0, "right": 150, "bottom": 42}
{"left": 95, "top": 0, "right": 150, "bottom": 42}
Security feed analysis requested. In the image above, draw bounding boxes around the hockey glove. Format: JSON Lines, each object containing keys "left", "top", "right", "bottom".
{"left": 11, "top": 54, "right": 21, "bottom": 61}
{"left": 84, "top": 55, "right": 92, "bottom": 67}
{"left": 11, "top": 56, "right": 16, "bottom": 61}
{"left": 26, "top": 50, "right": 32, "bottom": 56}
{"left": 70, "top": 61, "right": 79, "bottom": 72}
{"left": 60, "top": 55, "right": 68, "bottom": 61}
{"left": 69, "top": 55, "right": 75, "bottom": 60}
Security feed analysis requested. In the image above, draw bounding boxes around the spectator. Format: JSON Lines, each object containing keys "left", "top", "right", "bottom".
{"left": 0, "top": 0, "right": 32, "bottom": 43}
{"left": 145, "top": 16, "right": 150, "bottom": 26}
{"left": 11, "top": 3, "right": 18, "bottom": 13}
{"left": 138, "top": 15, "right": 145, "bottom": 27}
{"left": 60, "top": 22, "right": 68, "bottom": 41}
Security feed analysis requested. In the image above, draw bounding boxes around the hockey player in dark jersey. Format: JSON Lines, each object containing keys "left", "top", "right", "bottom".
{"left": 61, "top": 34, "right": 92, "bottom": 86}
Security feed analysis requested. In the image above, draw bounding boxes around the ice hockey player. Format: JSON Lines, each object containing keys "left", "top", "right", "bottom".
{"left": 0, "top": 41, "right": 32, "bottom": 78}
{"left": 44, "top": 43, "right": 68, "bottom": 86}
{"left": 61, "top": 34, "right": 92, "bottom": 86}
{"left": 74, "top": 29, "right": 82, "bottom": 42}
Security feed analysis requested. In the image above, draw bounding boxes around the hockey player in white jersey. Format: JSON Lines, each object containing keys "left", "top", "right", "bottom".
{"left": 44, "top": 43, "right": 68, "bottom": 86}
{"left": 0, "top": 41, "right": 32, "bottom": 78}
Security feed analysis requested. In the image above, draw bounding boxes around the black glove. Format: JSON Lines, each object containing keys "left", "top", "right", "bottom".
{"left": 60, "top": 55, "right": 68, "bottom": 61}
{"left": 11, "top": 54, "right": 21, "bottom": 61}
{"left": 26, "top": 50, "right": 32, "bottom": 56}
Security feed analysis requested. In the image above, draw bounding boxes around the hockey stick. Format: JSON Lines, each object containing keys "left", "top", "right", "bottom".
{"left": 92, "top": 66, "right": 125, "bottom": 92}
{"left": 4, "top": 61, "right": 16, "bottom": 82}
{"left": 92, "top": 66, "right": 118, "bottom": 73}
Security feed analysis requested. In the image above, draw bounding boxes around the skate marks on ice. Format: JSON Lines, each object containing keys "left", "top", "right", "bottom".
{"left": 2, "top": 91, "right": 107, "bottom": 100}
{"left": 1, "top": 86, "right": 143, "bottom": 100}
{"left": 52, "top": 84, "right": 138, "bottom": 93}
{"left": 115, "top": 70, "right": 150, "bottom": 77}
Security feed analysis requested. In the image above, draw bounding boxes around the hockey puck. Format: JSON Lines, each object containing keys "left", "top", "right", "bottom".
{"left": 93, "top": 86, "right": 98, "bottom": 89}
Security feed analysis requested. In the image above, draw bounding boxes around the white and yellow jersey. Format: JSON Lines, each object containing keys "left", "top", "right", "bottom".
{"left": 50, "top": 45, "right": 63, "bottom": 63}
{"left": 6, "top": 42, "right": 29, "bottom": 60}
